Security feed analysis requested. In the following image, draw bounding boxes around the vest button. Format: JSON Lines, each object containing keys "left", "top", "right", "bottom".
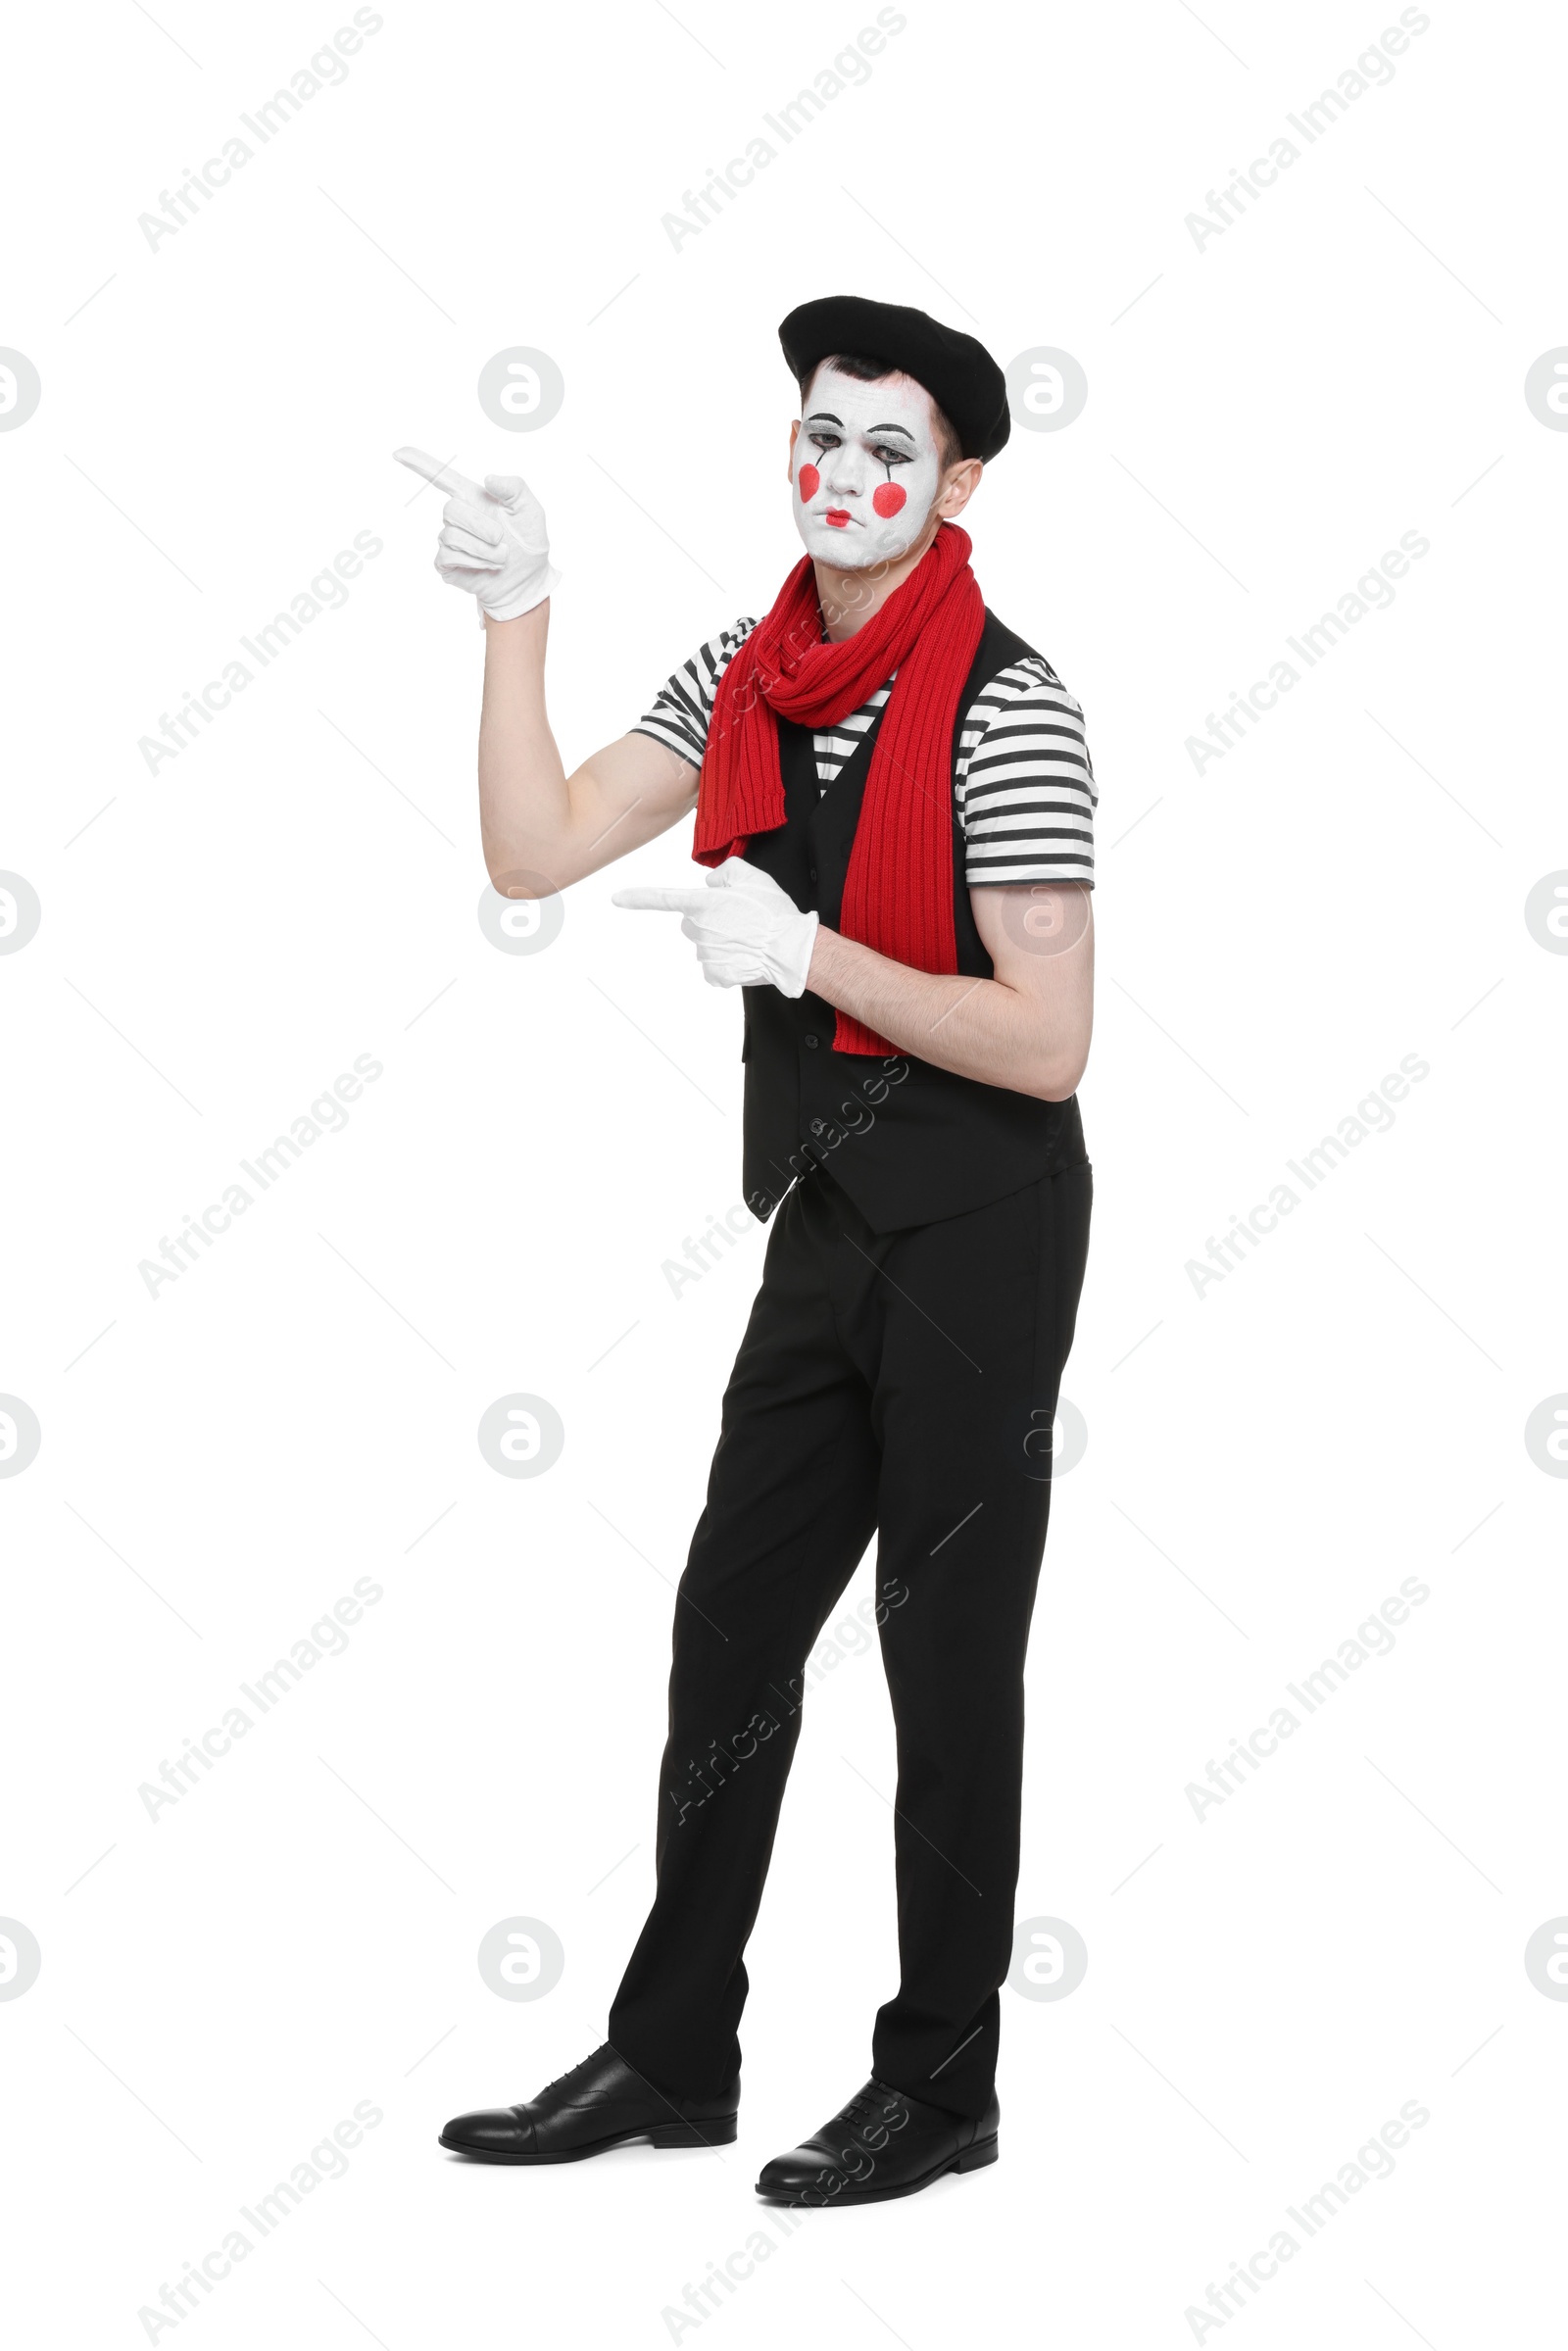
{"left": 803, "top": 1032, "right": 819, "bottom": 1050}
{"left": 808, "top": 864, "right": 818, "bottom": 883}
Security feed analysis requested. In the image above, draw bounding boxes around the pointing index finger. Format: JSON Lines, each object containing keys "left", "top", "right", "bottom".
{"left": 394, "top": 445, "right": 480, "bottom": 501}
{"left": 612, "top": 888, "right": 711, "bottom": 912}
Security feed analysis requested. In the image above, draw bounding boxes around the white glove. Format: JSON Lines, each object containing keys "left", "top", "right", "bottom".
{"left": 613, "top": 857, "right": 819, "bottom": 997}
{"left": 393, "top": 445, "right": 560, "bottom": 620}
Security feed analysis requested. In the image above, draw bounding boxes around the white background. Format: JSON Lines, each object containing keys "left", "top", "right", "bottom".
{"left": 4, "top": 0, "right": 1565, "bottom": 2343}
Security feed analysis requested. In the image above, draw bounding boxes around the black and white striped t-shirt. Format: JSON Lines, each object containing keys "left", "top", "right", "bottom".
{"left": 634, "top": 618, "right": 1097, "bottom": 889}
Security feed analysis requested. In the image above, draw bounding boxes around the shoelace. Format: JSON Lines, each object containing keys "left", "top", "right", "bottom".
{"left": 528, "top": 2048, "right": 604, "bottom": 2103}
{"left": 834, "top": 2084, "right": 884, "bottom": 2130}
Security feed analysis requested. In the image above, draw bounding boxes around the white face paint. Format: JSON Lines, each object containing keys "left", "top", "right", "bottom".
{"left": 791, "top": 363, "right": 946, "bottom": 569}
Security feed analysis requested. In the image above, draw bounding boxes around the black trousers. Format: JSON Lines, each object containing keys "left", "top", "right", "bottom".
{"left": 608, "top": 1147, "right": 1092, "bottom": 2122}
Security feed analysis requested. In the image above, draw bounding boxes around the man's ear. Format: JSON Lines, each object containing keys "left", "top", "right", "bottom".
{"left": 787, "top": 417, "right": 801, "bottom": 480}
{"left": 938, "top": 458, "right": 984, "bottom": 519}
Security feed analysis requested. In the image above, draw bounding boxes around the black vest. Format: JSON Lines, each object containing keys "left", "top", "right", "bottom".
{"left": 739, "top": 609, "right": 1087, "bottom": 1233}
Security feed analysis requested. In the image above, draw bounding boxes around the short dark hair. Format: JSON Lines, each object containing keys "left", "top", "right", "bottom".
{"left": 796, "top": 350, "right": 964, "bottom": 473}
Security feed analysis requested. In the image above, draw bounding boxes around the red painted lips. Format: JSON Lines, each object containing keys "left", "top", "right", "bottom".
{"left": 825, "top": 509, "right": 851, "bottom": 526}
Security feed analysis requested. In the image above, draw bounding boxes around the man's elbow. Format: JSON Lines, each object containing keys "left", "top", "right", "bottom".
{"left": 1025, "top": 1032, "right": 1090, "bottom": 1102}
{"left": 484, "top": 853, "right": 564, "bottom": 899}
{"left": 1026, "top": 1065, "right": 1086, "bottom": 1103}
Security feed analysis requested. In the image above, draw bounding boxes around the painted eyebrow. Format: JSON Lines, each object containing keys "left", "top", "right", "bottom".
{"left": 805, "top": 410, "right": 916, "bottom": 439}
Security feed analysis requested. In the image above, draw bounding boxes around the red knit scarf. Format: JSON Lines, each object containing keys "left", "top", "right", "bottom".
{"left": 694, "top": 521, "right": 985, "bottom": 1055}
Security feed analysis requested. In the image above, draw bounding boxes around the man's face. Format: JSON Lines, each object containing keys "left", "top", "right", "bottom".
{"left": 790, "top": 363, "right": 946, "bottom": 569}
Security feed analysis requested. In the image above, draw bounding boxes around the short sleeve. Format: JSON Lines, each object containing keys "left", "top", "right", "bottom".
{"left": 632, "top": 617, "right": 758, "bottom": 770}
{"left": 956, "top": 654, "right": 1098, "bottom": 888}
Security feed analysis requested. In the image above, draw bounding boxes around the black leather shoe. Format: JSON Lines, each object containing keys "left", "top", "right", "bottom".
{"left": 756, "top": 2078, "right": 999, "bottom": 2205}
{"left": 440, "top": 2042, "right": 739, "bottom": 2164}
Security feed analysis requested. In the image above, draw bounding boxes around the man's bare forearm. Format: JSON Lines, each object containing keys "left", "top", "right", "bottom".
{"left": 806, "top": 925, "right": 1090, "bottom": 1101}
{"left": 476, "top": 608, "right": 699, "bottom": 895}
{"left": 476, "top": 606, "right": 574, "bottom": 886}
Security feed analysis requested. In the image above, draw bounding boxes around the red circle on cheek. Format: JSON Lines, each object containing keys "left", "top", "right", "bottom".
{"left": 872, "top": 481, "right": 907, "bottom": 518}
{"left": 799, "top": 464, "right": 819, "bottom": 501}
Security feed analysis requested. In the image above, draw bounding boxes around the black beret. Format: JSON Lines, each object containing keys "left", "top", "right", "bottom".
{"left": 778, "top": 294, "right": 1010, "bottom": 463}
